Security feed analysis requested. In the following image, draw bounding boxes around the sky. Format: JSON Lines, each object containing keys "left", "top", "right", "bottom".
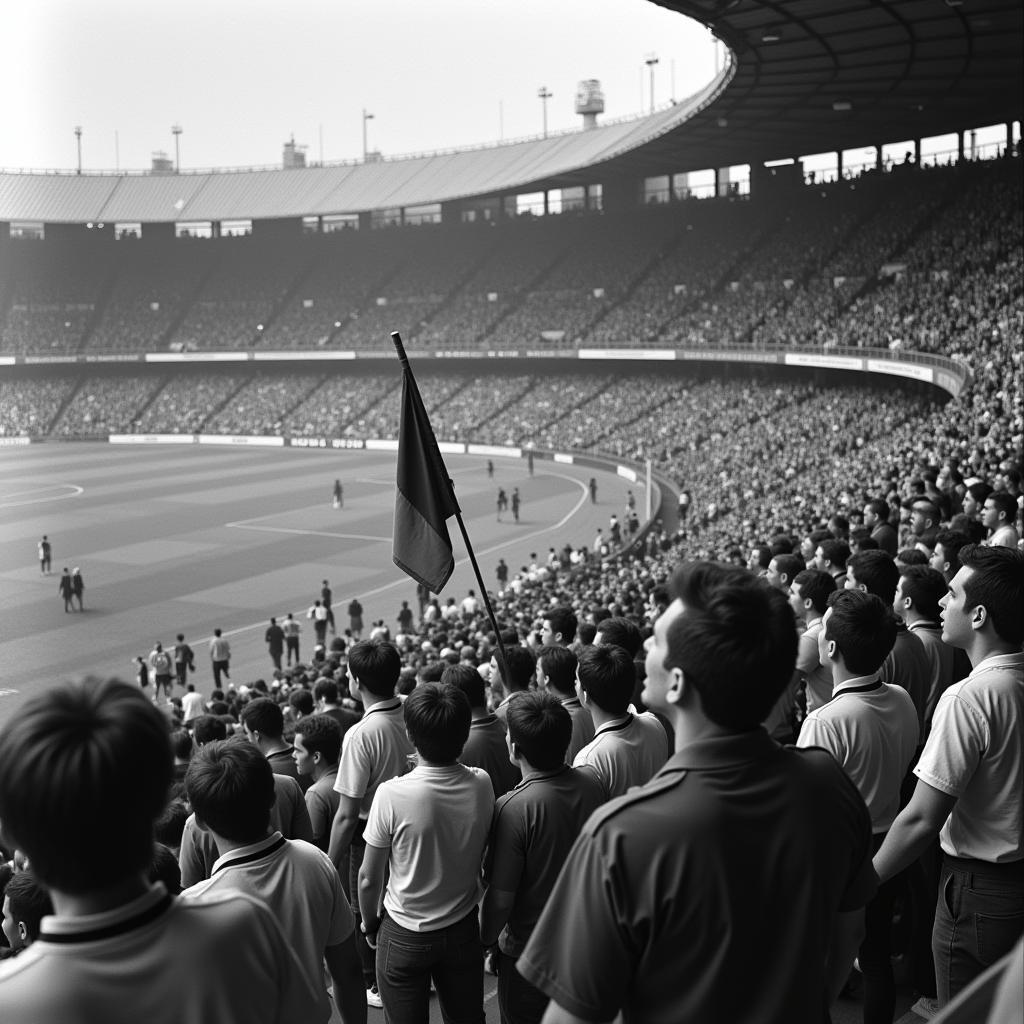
{"left": 2, "top": 0, "right": 721, "bottom": 173}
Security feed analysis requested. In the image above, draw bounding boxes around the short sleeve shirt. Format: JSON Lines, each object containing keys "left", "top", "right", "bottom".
{"left": 572, "top": 712, "right": 669, "bottom": 799}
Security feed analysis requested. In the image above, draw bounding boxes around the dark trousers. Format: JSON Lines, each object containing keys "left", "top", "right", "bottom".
{"left": 376, "top": 909, "right": 484, "bottom": 1024}
{"left": 497, "top": 950, "right": 548, "bottom": 1024}
{"left": 212, "top": 660, "right": 229, "bottom": 688}
{"left": 933, "top": 854, "right": 1024, "bottom": 1006}
{"left": 349, "top": 835, "right": 377, "bottom": 990}
{"left": 286, "top": 637, "right": 299, "bottom": 664}
{"left": 860, "top": 832, "right": 899, "bottom": 1024}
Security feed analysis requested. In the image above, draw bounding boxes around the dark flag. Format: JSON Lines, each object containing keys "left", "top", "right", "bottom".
{"left": 392, "top": 364, "right": 460, "bottom": 592}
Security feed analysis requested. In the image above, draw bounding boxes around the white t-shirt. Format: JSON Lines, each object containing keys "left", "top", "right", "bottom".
{"left": 334, "top": 697, "right": 413, "bottom": 819}
{"left": 364, "top": 763, "right": 493, "bottom": 931}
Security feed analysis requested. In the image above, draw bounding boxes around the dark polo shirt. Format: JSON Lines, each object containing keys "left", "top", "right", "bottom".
{"left": 557, "top": 695, "right": 595, "bottom": 764}
{"left": 518, "top": 730, "right": 875, "bottom": 1024}
{"left": 485, "top": 765, "right": 606, "bottom": 957}
{"left": 881, "top": 623, "right": 931, "bottom": 738}
{"left": 461, "top": 714, "right": 520, "bottom": 799}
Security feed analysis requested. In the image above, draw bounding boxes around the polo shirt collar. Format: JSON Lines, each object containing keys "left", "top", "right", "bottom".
{"left": 470, "top": 714, "right": 498, "bottom": 729}
{"left": 970, "top": 652, "right": 1024, "bottom": 676}
{"left": 832, "top": 674, "right": 883, "bottom": 697}
{"left": 38, "top": 884, "right": 174, "bottom": 945}
{"left": 594, "top": 713, "right": 633, "bottom": 737}
{"left": 519, "top": 764, "right": 571, "bottom": 786}
{"left": 559, "top": 696, "right": 582, "bottom": 710}
{"left": 362, "top": 696, "right": 402, "bottom": 716}
{"left": 212, "top": 831, "right": 286, "bottom": 875}
{"left": 665, "top": 728, "right": 778, "bottom": 771}
{"left": 908, "top": 621, "right": 940, "bottom": 633}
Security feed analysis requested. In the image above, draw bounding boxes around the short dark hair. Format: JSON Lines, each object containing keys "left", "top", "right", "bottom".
{"left": 848, "top": 550, "right": 900, "bottom": 604}
{"left": 543, "top": 605, "right": 578, "bottom": 644}
{"left": 898, "top": 566, "right": 947, "bottom": 622}
{"left": 294, "top": 714, "right": 342, "bottom": 765}
{"left": 537, "top": 644, "right": 578, "bottom": 697}
{"left": 348, "top": 638, "right": 402, "bottom": 698}
{"left": 498, "top": 645, "right": 537, "bottom": 693}
{"left": 665, "top": 562, "right": 796, "bottom": 731}
{"left": 958, "top": 544, "right": 1024, "bottom": 646}
{"left": 751, "top": 545, "right": 771, "bottom": 570}
{"left": 577, "top": 622, "right": 597, "bottom": 645}
{"left": 792, "top": 569, "right": 836, "bottom": 616}
{"left": 192, "top": 714, "right": 228, "bottom": 746}
{"left": 288, "top": 689, "right": 314, "bottom": 716}
{"left": 818, "top": 539, "right": 850, "bottom": 569}
{"left": 403, "top": 682, "right": 471, "bottom": 764}
{"left": 965, "top": 481, "right": 992, "bottom": 504}
{"left": 441, "top": 663, "right": 486, "bottom": 708}
{"left": 592, "top": 616, "right": 642, "bottom": 658}
{"left": 0, "top": 678, "right": 173, "bottom": 893}
{"left": 154, "top": 798, "right": 189, "bottom": 850}
{"left": 896, "top": 548, "right": 928, "bottom": 566}
{"left": 239, "top": 698, "right": 285, "bottom": 740}
{"left": 3, "top": 870, "right": 53, "bottom": 942}
{"left": 170, "top": 728, "right": 193, "bottom": 761}
{"left": 313, "top": 678, "right": 339, "bottom": 704}
{"left": 507, "top": 691, "right": 572, "bottom": 772}
{"left": 771, "top": 554, "right": 805, "bottom": 586}
{"left": 824, "top": 589, "right": 898, "bottom": 676}
{"left": 149, "top": 842, "right": 183, "bottom": 895}
{"left": 576, "top": 645, "right": 635, "bottom": 716}
{"left": 186, "top": 739, "right": 275, "bottom": 843}
{"left": 865, "top": 498, "right": 890, "bottom": 519}
{"left": 985, "top": 491, "right": 1017, "bottom": 523}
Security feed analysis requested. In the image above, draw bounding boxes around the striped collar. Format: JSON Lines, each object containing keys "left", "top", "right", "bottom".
{"left": 594, "top": 713, "right": 634, "bottom": 737}
{"left": 211, "top": 832, "right": 287, "bottom": 875}
{"left": 831, "top": 675, "right": 883, "bottom": 699}
{"left": 361, "top": 697, "right": 402, "bottom": 718}
{"left": 39, "top": 885, "right": 174, "bottom": 945}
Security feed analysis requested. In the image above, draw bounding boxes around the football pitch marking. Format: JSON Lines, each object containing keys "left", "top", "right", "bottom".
{"left": 0, "top": 484, "right": 83, "bottom": 510}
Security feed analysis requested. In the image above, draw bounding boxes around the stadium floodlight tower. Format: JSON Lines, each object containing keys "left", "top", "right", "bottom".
{"left": 74, "top": 125, "right": 82, "bottom": 175}
{"left": 538, "top": 86, "right": 553, "bottom": 138}
{"left": 171, "top": 123, "right": 183, "bottom": 173}
{"left": 645, "top": 53, "right": 659, "bottom": 113}
{"left": 575, "top": 80, "right": 605, "bottom": 130}
{"left": 362, "top": 109, "right": 374, "bottom": 161}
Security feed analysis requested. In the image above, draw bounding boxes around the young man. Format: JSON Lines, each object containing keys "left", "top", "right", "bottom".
{"left": 282, "top": 613, "right": 301, "bottom": 666}
{"left": 929, "top": 530, "right": 970, "bottom": 583}
{"left": 518, "top": 562, "right": 875, "bottom": 1024}
{"left": 184, "top": 740, "right": 365, "bottom": 1024}
{"left": 444, "top": 663, "right": 521, "bottom": 799}
{"left": 1, "top": 872, "right": 53, "bottom": 953}
{"left": 209, "top": 628, "right": 231, "bottom": 688}
{"left": 874, "top": 545, "right": 1024, "bottom": 1008}
{"left": 981, "top": 491, "right": 1020, "bottom": 548}
{"left": 292, "top": 713, "right": 343, "bottom": 852}
{"left": 493, "top": 646, "right": 537, "bottom": 729}
{"left": 764, "top": 553, "right": 806, "bottom": 593}
{"left": 173, "top": 633, "right": 196, "bottom": 689}
{"left": 240, "top": 698, "right": 300, "bottom": 783}
{"left": 265, "top": 618, "right": 285, "bottom": 670}
{"left": 798, "top": 589, "right": 919, "bottom": 1024}
{"left": 571, "top": 644, "right": 670, "bottom": 800}
{"left": 536, "top": 644, "right": 594, "bottom": 763}
{"left": 480, "top": 692, "right": 605, "bottom": 1024}
{"left": 149, "top": 641, "right": 174, "bottom": 701}
{"left": 540, "top": 605, "right": 577, "bottom": 648}
{"left": 814, "top": 539, "right": 851, "bottom": 585}
{"left": 328, "top": 638, "right": 414, "bottom": 1007}
{"left": 358, "top": 683, "right": 494, "bottom": 1023}
{"left": 0, "top": 678, "right": 323, "bottom": 1023}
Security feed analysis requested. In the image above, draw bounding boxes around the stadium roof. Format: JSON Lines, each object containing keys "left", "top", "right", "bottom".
{"left": 0, "top": 0, "right": 1019, "bottom": 225}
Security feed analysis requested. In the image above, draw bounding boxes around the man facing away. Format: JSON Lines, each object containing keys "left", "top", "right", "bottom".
{"left": 183, "top": 739, "right": 365, "bottom": 1024}
{"left": 517, "top": 561, "right": 876, "bottom": 1024}
{"left": 358, "top": 682, "right": 494, "bottom": 1024}
{"left": 536, "top": 645, "right": 593, "bottom": 764}
{"left": 481, "top": 691, "right": 605, "bottom": 1024}
{"left": 874, "top": 545, "right": 1024, "bottom": 1008}
{"left": 0, "top": 678, "right": 323, "bottom": 1023}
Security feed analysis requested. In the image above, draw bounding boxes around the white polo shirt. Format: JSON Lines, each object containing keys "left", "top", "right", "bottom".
{"left": 914, "top": 652, "right": 1024, "bottom": 862}
{"left": 0, "top": 884, "right": 324, "bottom": 1024}
{"left": 797, "top": 676, "right": 919, "bottom": 833}
{"left": 572, "top": 712, "right": 670, "bottom": 800}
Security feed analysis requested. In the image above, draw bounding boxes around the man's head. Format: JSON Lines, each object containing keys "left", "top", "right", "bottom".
{"left": 929, "top": 530, "right": 970, "bottom": 582}
{"left": 940, "top": 545, "right": 1024, "bottom": 651}
{"left": 192, "top": 713, "right": 228, "bottom": 747}
{"left": 814, "top": 539, "right": 850, "bottom": 574}
{"left": 506, "top": 691, "right": 572, "bottom": 772}
{"left": 765, "top": 553, "right": 806, "bottom": 592}
{"left": 910, "top": 500, "right": 939, "bottom": 537}
{"left": 441, "top": 663, "right": 486, "bottom": 709}
{"left": 541, "top": 606, "right": 578, "bottom": 646}
{"left": 0, "top": 678, "right": 173, "bottom": 894}
{"left": 747, "top": 545, "right": 771, "bottom": 573}
{"left": 895, "top": 565, "right": 947, "bottom": 624}
{"left": 593, "top": 617, "right": 643, "bottom": 658}
{"left": 863, "top": 499, "right": 889, "bottom": 529}
{"left": 2, "top": 871, "right": 53, "bottom": 950}
{"left": 312, "top": 677, "right": 339, "bottom": 707}
{"left": 982, "top": 492, "right": 1017, "bottom": 534}
{"left": 845, "top": 550, "right": 900, "bottom": 604}
{"left": 287, "top": 688, "right": 314, "bottom": 719}
{"left": 239, "top": 698, "right": 285, "bottom": 748}
{"left": 820, "top": 590, "right": 897, "bottom": 677}
{"left": 536, "top": 644, "right": 579, "bottom": 698}
{"left": 186, "top": 739, "right": 275, "bottom": 844}
{"left": 961, "top": 481, "right": 992, "bottom": 518}
{"left": 492, "top": 645, "right": 536, "bottom": 693}
{"left": 403, "top": 682, "right": 471, "bottom": 764}
{"left": 788, "top": 569, "right": 835, "bottom": 621}
{"left": 347, "top": 638, "right": 402, "bottom": 699}
{"left": 575, "top": 644, "right": 636, "bottom": 716}
{"left": 642, "top": 562, "right": 796, "bottom": 732}
{"left": 292, "top": 714, "right": 343, "bottom": 778}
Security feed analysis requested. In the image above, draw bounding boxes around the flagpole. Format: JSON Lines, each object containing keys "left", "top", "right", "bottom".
{"left": 391, "top": 332, "right": 513, "bottom": 686}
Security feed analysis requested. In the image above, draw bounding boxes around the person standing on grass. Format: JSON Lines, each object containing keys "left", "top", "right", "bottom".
{"left": 71, "top": 567, "right": 85, "bottom": 610}
{"left": 58, "top": 568, "right": 74, "bottom": 612}
{"left": 210, "top": 628, "right": 231, "bottom": 688}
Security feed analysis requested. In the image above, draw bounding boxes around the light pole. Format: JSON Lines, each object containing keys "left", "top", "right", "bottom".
{"left": 538, "top": 86, "right": 552, "bottom": 138}
{"left": 171, "top": 124, "right": 183, "bottom": 173}
{"left": 362, "top": 109, "right": 374, "bottom": 161}
{"left": 74, "top": 125, "right": 82, "bottom": 175}
{"left": 645, "top": 53, "right": 659, "bottom": 114}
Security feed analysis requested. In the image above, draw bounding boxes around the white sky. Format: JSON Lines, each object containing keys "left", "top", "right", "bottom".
{"left": 2, "top": 0, "right": 721, "bottom": 173}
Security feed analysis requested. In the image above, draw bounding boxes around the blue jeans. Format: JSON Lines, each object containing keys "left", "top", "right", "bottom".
{"left": 933, "top": 855, "right": 1024, "bottom": 1006}
{"left": 497, "top": 950, "right": 548, "bottom": 1024}
{"left": 376, "top": 909, "right": 484, "bottom": 1024}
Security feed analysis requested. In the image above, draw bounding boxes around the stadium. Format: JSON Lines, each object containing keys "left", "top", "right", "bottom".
{"left": 0, "top": 1, "right": 1022, "bottom": 1022}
